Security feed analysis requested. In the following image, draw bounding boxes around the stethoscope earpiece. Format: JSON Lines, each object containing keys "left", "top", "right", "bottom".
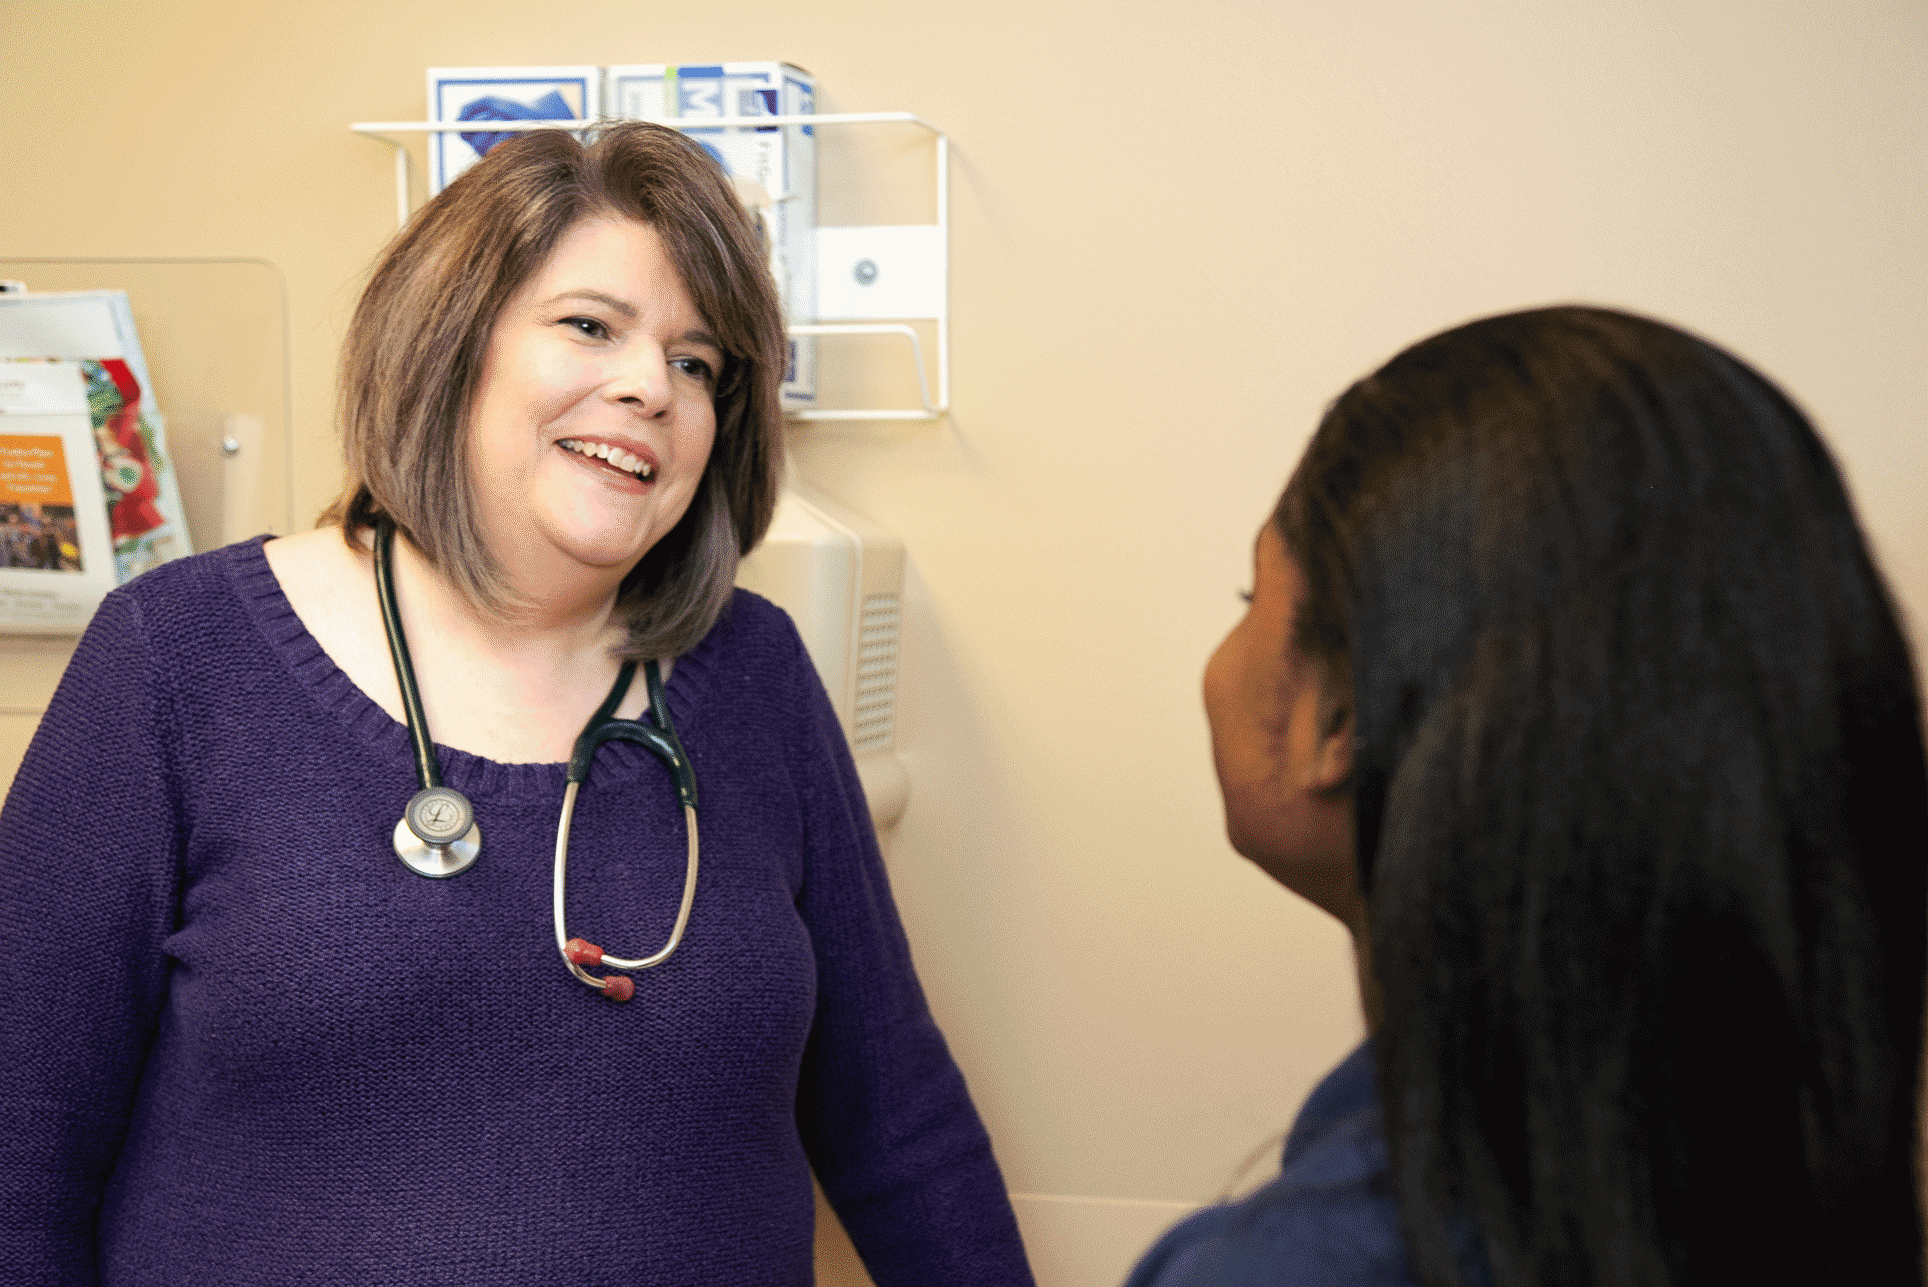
{"left": 564, "top": 938, "right": 636, "bottom": 1001}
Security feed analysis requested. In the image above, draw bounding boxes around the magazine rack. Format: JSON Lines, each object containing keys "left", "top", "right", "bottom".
{"left": 0, "top": 258, "right": 294, "bottom": 632}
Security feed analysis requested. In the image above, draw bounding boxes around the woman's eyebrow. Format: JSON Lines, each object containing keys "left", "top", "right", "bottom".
{"left": 540, "top": 288, "right": 639, "bottom": 319}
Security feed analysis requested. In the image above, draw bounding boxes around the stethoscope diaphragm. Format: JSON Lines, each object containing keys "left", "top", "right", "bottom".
{"left": 392, "top": 785, "right": 482, "bottom": 877}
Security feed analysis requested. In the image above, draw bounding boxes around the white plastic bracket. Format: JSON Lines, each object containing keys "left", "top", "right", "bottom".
{"left": 349, "top": 112, "right": 950, "bottom": 423}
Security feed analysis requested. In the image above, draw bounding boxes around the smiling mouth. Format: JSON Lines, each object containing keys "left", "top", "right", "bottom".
{"left": 558, "top": 438, "right": 655, "bottom": 481}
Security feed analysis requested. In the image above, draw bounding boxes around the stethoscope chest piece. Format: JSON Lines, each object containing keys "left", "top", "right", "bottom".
{"left": 392, "top": 785, "right": 482, "bottom": 878}
{"left": 374, "top": 521, "right": 484, "bottom": 880}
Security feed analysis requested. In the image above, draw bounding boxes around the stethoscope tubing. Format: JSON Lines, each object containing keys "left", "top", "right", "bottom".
{"left": 373, "top": 520, "right": 442, "bottom": 792}
{"left": 553, "top": 782, "right": 700, "bottom": 981}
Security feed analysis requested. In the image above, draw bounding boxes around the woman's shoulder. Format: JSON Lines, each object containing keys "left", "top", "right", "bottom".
{"left": 94, "top": 536, "right": 276, "bottom": 646}
{"left": 675, "top": 586, "right": 813, "bottom": 690}
{"left": 710, "top": 585, "right": 803, "bottom": 649}
{"left": 84, "top": 535, "right": 362, "bottom": 727}
{"left": 35, "top": 538, "right": 286, "bottom": 745}
{"left": 666, "top": 588, "right": 836, "bottom": 756}
{"left": 1126, "top": 1048, "right": 1416, "bottom": 1287}
{"left": 1127, "top": 1149, "right": 1413, "bottom": 1287}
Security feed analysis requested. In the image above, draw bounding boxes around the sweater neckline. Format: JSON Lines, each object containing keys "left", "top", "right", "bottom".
{"left": 221, "top": 534, "right": 727, "bottom": 801}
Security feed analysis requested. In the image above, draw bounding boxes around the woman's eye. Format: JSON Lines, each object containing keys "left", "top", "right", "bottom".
{"left": 672, "top": 356, "right": 716, "bottom": 384}
{"left": 562, "top": 316, "right": 609, "bottom": 340}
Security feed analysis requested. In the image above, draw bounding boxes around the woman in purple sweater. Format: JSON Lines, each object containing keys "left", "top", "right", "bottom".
{"left": 0, "top": 122, "right": 1032, "bottom": 1286}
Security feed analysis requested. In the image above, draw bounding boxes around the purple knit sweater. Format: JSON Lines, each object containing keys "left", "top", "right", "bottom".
{"left": 0, "top": 537, "right": 1033, "bottom": 1287}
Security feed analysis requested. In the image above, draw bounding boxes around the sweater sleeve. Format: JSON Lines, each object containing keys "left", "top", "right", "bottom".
{"left": 0, "top": 590, "right": 184, "bottom": 1286}
{"left": 783, "top": 639, "right": 1035, "bottom": 1286}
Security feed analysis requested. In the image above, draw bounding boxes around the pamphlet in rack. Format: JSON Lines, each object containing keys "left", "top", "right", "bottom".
{"left": 0, "top": 362, "right": 117, "bottom": 631}
{"left": 0, "top": 289, "right": 195, "bottom": 631}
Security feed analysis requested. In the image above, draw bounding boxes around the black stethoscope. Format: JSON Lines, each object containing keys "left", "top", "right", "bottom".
{"left": 373, "top": 519, "right": 700, "bottom": 1002}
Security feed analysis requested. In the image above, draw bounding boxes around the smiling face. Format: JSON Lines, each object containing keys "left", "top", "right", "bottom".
{"left": 466, "top": 215, "right": 723, "bottom": 582}
{"left": 1202, "top": 521, "right": 1361, "bottom": 924}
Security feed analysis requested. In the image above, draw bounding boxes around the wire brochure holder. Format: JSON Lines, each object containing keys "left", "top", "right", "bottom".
{"left": 350, "top": 113, "right": 950, "bottom": 424}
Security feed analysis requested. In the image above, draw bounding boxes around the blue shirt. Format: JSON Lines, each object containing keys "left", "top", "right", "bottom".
{"left": 1125, "top": 1045, "right": 1427, "bottom": 1287}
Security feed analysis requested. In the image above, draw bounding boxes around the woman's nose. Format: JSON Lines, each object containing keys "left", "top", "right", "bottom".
{"left": 605, "top": 344, "right": 673, "bottom": 416}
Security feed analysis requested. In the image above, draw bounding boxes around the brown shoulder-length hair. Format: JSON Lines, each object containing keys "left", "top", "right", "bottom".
{"left": 322, "top": 120, "right": 786, "bottom": 659}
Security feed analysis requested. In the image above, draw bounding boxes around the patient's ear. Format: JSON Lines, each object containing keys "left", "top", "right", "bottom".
{"left": 1306, "top": 697, "right": 1353, "bottom": 796}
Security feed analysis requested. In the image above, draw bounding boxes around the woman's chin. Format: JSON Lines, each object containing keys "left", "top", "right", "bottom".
{"left": 550, "top": 534, "right": 657, "bottom": 575}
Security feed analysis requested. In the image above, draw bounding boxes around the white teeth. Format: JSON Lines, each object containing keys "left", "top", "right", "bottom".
{"left": 559, "top": 438, "right": 652, "bottom": 479}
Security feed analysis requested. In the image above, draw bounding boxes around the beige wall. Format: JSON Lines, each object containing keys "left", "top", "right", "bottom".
{"left": 3, "top": 2, "right": 1925, "bottom": 1284}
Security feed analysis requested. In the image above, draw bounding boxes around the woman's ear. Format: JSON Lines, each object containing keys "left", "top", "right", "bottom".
{"left": 1307, "top": 698, "right": 1353, "bottom": 796}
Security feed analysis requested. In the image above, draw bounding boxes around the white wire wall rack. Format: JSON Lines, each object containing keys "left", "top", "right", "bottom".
{"left": 349, "top": 113, "right": 950, "bottom": 423}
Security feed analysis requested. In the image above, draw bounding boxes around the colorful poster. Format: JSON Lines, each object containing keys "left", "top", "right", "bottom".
{"left": 0, "top": 362, "right": 117, "bottom": 631}
{"left": 0, "top": 433, "right": 85, "bottom": 572}
{"left": 0, "top": 290, "right": 193, "bottom": 591}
